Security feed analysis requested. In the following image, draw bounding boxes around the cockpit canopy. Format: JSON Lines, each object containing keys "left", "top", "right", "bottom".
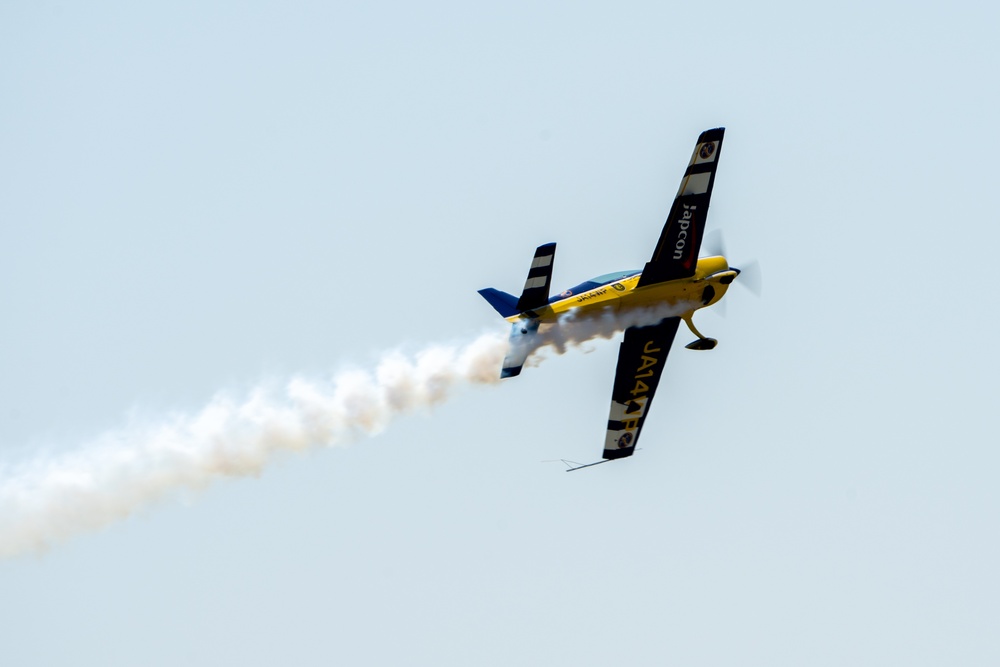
{"left": 551, "top": 270, "right": 641, "bottom": 301}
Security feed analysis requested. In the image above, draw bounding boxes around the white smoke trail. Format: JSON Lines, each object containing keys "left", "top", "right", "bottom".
{"left": 0, "top": 303, "right": 692, "bottom": 558}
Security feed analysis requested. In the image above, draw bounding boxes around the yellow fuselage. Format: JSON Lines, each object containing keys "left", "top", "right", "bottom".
{"left": 504, "top": 256, "right": 736, "bottom": 325}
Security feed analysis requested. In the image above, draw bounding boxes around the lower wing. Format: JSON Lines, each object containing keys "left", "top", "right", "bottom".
{"left": 602, "top": 317, "right": 680, "bottom": 460}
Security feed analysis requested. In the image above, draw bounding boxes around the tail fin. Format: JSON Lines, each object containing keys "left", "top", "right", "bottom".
{"left": 477, "top": 288, "right": 520, "bottom": 318}
{"left": 478, "top": 242, "right": 556, "bottom": 379}
{"left": 477, "top": 242, "right": 557, "bottom": 318}
{"left": 515, "top": 243, "right": 556, "bottom": 313}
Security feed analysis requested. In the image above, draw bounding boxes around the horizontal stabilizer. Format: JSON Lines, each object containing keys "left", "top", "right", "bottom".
{"left": 500, "top": 319, "right": 540, "bottom": 378}
{"left": 516, "top": 243, "right": 556, "bottom": 313}
{"left": 478, "top": 288, "right": 520, "bottom": 318}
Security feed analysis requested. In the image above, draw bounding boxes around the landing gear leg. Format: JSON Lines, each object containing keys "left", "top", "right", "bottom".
{"left": 683, "top": 314, "right": 718, "bottom": 350}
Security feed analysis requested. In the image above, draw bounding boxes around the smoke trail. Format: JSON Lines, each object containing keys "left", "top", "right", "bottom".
{"left": 0, "top": 303, "right": 692, "bottom": 558}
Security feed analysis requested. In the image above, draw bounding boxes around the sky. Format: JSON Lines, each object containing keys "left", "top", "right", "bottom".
{"left": 2, "top": 0, "right": 999, "bottom": 665}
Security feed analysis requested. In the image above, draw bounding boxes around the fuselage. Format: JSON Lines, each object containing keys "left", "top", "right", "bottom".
{"left": 504, "top": 256, "right": 737, "bottom": 325}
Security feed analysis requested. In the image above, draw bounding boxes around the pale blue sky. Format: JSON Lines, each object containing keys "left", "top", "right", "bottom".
{"left": 2, "top": 1, "right": 999, "bottom": 665}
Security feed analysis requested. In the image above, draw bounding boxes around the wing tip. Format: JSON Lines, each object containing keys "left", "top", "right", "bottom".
{"left": 602, "top": 448, "right": 635, "bottom": 460}
{"left": 698, "top": 127, "right": 726, "bottom": 142}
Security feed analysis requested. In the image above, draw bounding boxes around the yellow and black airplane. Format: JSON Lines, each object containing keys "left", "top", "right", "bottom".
{"left": 479, "top": 128, "right": 753, "bottom": 469}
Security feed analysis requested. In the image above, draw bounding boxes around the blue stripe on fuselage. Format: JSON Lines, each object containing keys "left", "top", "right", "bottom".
{"left": 549, "top": 269, "right": 640, "bottom": 303}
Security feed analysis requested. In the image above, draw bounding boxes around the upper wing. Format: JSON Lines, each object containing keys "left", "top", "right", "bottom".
{"left": 603, "top": 317, "right": 680, "bottom": 460}
{"left": 636, "top": 127, "right": 725, "bottom": 287}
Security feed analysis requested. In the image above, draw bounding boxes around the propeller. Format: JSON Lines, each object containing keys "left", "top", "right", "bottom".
{"left": 703, "top": 229, "right": 727, "bottom": 259}
{"left": 703, "top": 229, "right": 762, "bottom": 297}
{"left": 733, "top": 259, "right": 762, "bottom": 297}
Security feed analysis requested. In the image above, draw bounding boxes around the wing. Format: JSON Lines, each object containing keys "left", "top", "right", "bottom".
{"left": 636, "top": 127, "right": 725, "bottom": 287}
{"left": 603, "top": 317, "right": 680, "bottom": 460}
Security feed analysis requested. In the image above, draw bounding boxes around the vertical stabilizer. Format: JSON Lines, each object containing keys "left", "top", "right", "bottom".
{"left": 478, "top": 242, "right": 555, "bottom": 379}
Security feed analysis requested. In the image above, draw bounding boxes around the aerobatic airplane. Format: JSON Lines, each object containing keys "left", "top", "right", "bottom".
{"left": 479, "top": 127, "right": 753, "bottom": 470}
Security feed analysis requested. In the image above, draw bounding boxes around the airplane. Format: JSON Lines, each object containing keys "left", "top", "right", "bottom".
{"left": 478, "top": 127, "right": 755, "bottom": 470}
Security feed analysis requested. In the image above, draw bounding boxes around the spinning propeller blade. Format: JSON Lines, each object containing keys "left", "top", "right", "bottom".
{"left": 703, "top": 229, "right": 726, "bottom": 258}
{"left": 733, "top": 259, "right": 762, "bottom": 297}
{"left": 703, "top": 229, "right": 762, "bottom": 297}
